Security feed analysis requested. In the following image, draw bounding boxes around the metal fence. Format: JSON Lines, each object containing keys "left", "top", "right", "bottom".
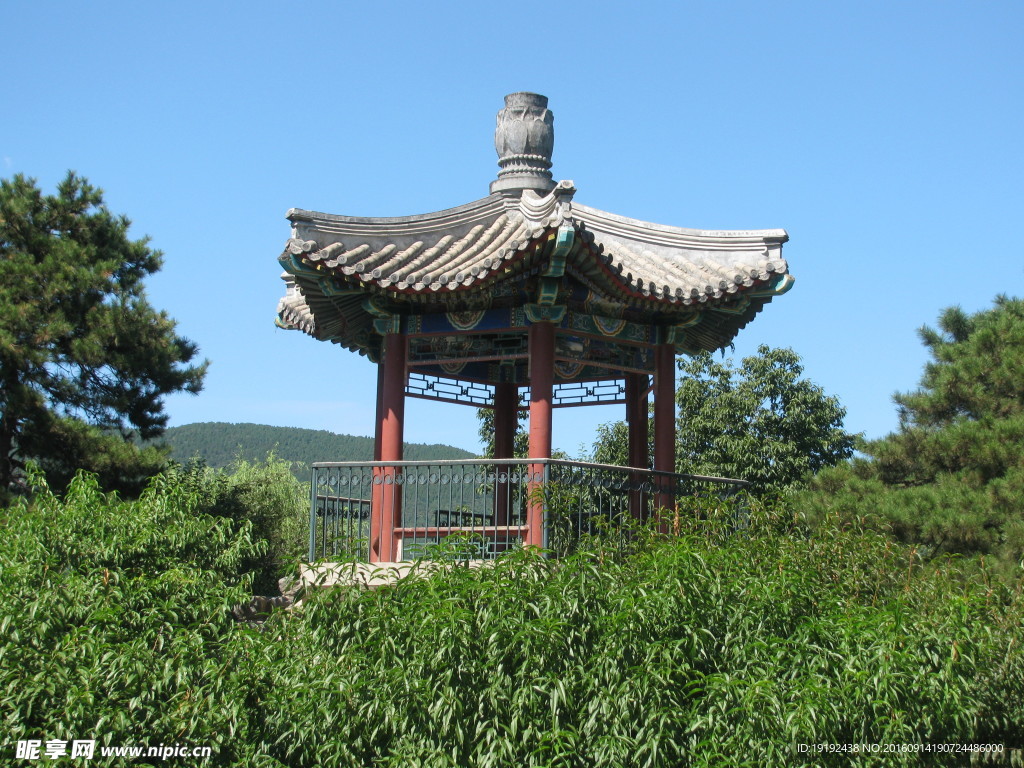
{"left": 310, "top": 459, "right": 749, "bottom": 562}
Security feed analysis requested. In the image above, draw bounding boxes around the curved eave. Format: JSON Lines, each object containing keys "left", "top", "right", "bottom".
{"left": 288, "top": 193, "right": 511, "bottom": 238}
{"left": 569, "top": 202, "right": 789, "bottom": 306}
{"left": 569, "top": 202, "right": 788, "bottom": 249}
{"left": 282, "top": 186, "right": 789, "bottom": 306}
{"left": 276, "top": 274, "right": 375, "bottom": 357}
{"left": 274, "top": 182, "right": 793, "bottom": 355}
{"left": 571, "top": 235, "right": 788, "bottom": 307}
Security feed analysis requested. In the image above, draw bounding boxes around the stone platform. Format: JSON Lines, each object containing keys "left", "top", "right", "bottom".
{"left": 299, "top": 560, "right": 486, "bottom": 592}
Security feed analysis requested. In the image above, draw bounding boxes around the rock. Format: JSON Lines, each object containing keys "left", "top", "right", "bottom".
{"left": 278, "top": 574, "right": 303, "bottom": 602}
{"left": 230, "top": 594, "right": 292, "bottom": 626}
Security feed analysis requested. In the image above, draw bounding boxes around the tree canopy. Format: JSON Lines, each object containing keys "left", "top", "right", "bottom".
{"left": 674, "top": 346, "right": 855, "bottom": 492}
{"left": 0, "top": 172, "right": 206, "bottom": 497}
{"left": 592, "top": 346, "right": 855, "bottom": 496}
{"left": 796, "top": 296, "right": 1024, "bottom": 575}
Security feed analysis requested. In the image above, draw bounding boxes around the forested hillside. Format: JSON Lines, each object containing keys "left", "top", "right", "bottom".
{"left": 158, "top": 422, "right": 475, "bottom": 471}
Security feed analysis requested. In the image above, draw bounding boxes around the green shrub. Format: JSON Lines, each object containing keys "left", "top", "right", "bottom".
{"left": 252, "top": 501, "right": 1024, "bottom": 767}
{"left": 3, "top": 472, "right": 1021, "bottom": 766}
{"left": 169, "top": 455, "right": 308, "bottom": 594}
{"left": 0, "top": 466, "right": 266, "bottom": 765}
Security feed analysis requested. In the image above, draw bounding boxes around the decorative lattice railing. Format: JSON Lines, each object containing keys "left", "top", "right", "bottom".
{"left": 309, "top": 459, "right": 749, "bottom": 562}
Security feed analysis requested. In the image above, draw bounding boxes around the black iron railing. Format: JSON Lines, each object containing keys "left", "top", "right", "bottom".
{"left": 309, "top": 459, "right": 749, "bottom": 562}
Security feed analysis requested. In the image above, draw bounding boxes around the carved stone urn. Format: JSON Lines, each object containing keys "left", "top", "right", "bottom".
{"left": 490, "top": 92, "right": 556, "bottom": 196}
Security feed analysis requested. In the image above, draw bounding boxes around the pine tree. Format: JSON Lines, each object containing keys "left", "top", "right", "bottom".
{"left": 0, "top": 172, "right": 206, "bottom": 497}
{"left": 797, "top": 296, "right": 1024, "bottom": 574}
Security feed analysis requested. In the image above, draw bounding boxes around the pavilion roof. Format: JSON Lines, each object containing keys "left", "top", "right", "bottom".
{"left": 276, "top": 92, "right": 792, "bottom": 365}
{"left": 277, "top": 180, "right": 790, "bottom": 358}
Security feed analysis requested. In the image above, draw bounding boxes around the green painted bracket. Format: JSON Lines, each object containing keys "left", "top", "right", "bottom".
{"left": 364, "top": 296, "right": 401, "bottom": 335}
{"left": 278, "top": 253, "right": 320, "bottom": 277}
{"left": 524, "top": 303, "right": 567, "bottom": 324}
{"left": 541, "top": 224, "right": 575, "bottom": 278}
{"left": 373, "top": 316, "right": 401, "bottom": 335}
{"left": 536, "top": 224, "right": 575, "bottom": 307}
{"left": 362, "top": 296, "right": 392, "bottom": 318}
{"left": 674, "top": 310, "right": 702, "bottom": 328}
{"left": 709, "top": 296, "right": 751, "bottom": 315}
{"left": 749, "top": 273, "right": 795, "bottom": 298}
{"left": 318, "top": 276, "right": 365, "bottom": 298}
{"left": 658, "top": 313, "right": 702, "bottom": 346}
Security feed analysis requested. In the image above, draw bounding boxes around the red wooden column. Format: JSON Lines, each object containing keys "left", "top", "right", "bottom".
{"left": 370, "top": 331, "right": 406, "bottom": 562}
{"left": 373, "top": 363, "right": 385, "bottom": 462}
{"left": 492, "top": 382, "right": 516, "bottom": 528}
{"left": 369, "top": 360, "right": 386, "bottom": 557}
{"left": 653, "top": 343, "right": 676, "bottom": 513}
{"left": 527, "top": 322, "right": 554, "bottom": 548}
{"left": 625, "top": 372, "right": 650, "bottom": 519}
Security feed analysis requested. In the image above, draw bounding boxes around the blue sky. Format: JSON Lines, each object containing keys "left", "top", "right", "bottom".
{"left": 4, "top": 1, "right": 1022, "bottom": 456}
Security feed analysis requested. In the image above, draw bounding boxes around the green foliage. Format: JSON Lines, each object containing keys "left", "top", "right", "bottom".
{"left": 168, "top": 455, "right": 309, "bottom": 594}
{"left": 797, "top": 296, "right": 1024, "bottom": 577}
{"left": 3, "top": 471, "right": 1022, "bottom": 765}
{"left": 898, "top": 297, "right": 1024, "bottom": 428}
{"left": 592, "top": 346, "right": 855, "bottom": 496}
{"left": 476, "top": 399, "right": 529, "bottom": 458}
{"left": 158, "top": 422, "right": 475, "bottom": 478}
{"left": 592, "top": 420, "right": 649, "bottom": 468}
{"left": 34, "top": 415, "right": 169, "bottom": 496}
{"left": 255, "top": 501, "right": 1024, "bottom": 766}
{"left": 0, "top": 466, "right": 263, "bottom": 765}
{"left": 0, "top": 172, "right": 206, "bottom": 499}
{"left": 673, "top": 346, "right": 855, "bottom": 493}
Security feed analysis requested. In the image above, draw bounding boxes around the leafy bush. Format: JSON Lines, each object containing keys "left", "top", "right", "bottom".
{"left": 0, "top": 466, "right": 264, "bottom": 764}
{"left": 254, "top": 501, "right": 1023, "bottom": 767}
{"left": 166, "top": 455, "right": 308, "bottom": 594}
{"left": 3, "top": 469, "right": 1021, "bottom": 766}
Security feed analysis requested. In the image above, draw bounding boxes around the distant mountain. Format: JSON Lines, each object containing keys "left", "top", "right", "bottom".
{"left": 157, "top": 422, "right": 477, "bottom": 473}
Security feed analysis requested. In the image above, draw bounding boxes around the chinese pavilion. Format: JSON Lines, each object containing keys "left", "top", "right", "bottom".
{"left": 276, "top": 93, "right": 791, "bottom": 562}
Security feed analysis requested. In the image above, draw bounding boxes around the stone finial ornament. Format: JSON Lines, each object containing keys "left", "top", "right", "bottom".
{"left": 490, "top": 92, "right": 556, "bottom": 196}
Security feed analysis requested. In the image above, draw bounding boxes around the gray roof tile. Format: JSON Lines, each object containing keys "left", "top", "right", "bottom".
{"left": 276, "top": 182, "right": 791, "bottom": 359}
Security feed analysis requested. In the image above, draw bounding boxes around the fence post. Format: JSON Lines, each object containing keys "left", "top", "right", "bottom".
{"left": 308, "top": 466, "right": 319, "bottom": 561}
{"left": 541, "top": 461, "right": 551, "bottom": 551}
